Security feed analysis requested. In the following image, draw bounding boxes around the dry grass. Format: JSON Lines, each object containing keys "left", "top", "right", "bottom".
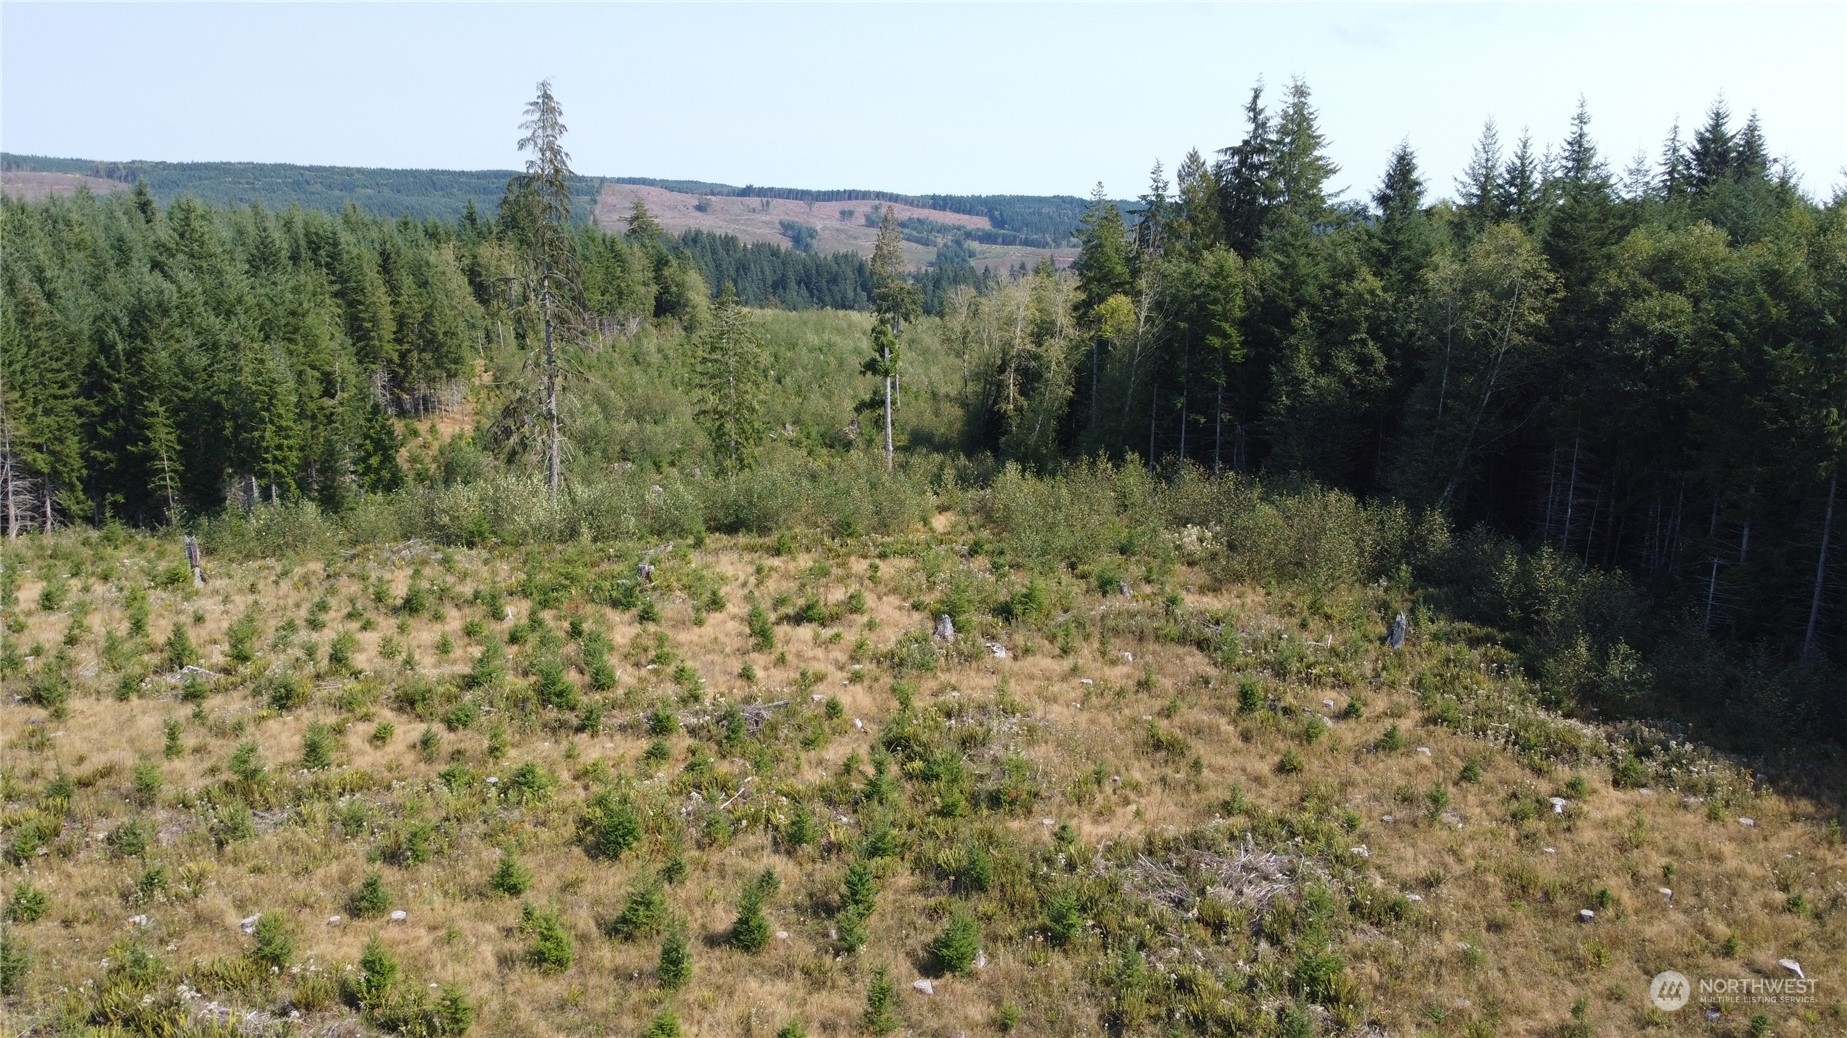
{"left": 2, "top": 526, "right": 1843, "bottom": 1038}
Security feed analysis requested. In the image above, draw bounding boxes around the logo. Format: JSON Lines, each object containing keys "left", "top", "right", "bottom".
{"left": 1651, "top": 970, "right": 1691, "bottom": 1011}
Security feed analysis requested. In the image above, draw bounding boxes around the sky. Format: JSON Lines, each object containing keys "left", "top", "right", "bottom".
{"left": 3, "top": 2, "right": 1844, "bottom": 203}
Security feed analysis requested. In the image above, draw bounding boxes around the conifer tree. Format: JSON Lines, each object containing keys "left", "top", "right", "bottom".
{"left": 692, "top": 286, "right": 768, "bottom": 472}
{"left": 513, "top": 78, "right": 577, "bottom": 494}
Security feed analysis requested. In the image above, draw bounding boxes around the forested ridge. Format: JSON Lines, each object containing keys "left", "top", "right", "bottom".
{"left": 2, "top": 80, "right": 1842, "bottom": 742}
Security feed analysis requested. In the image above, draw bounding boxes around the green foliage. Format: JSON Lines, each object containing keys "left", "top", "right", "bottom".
{"left": 610, "top": 880, "right": 670, "bottom": 942}
{"left": 0, "top": 926, "right": 27, "bottom": 996}
{"left": 584, "top": 794, "right": 642, "bottom": 860}
{"left": 657, "top": 929, "right": 690, "bottom": 990}
{"left": 520, "top": 903, "right": 573, "bottom": 972}
{"left": 6, "top": 884, "right": 49, "bottom": 924}
{"left": 863, "top": 965, "right": 900, "bottom": 1035}
{"left": 349, "top": 871, "right": 391, "bottom": 918}
{"left": 489, "top": 853, "right": 532, "bottom": 897}
{"left": 928, "top": 910, "right": 980, "bottom": 975}
{"left": 302, "top": 721, "right": 337, "bottom": 770}
{"left": 161, "top": 625, "right": 197, "bottom": 671}
{"left": 351, "top": 933, "right": 398, "bottom": 1008}
{"left": 249, "top": 913, "right": 294, "bottom": 970}
{"left": 640, "top": 1009, "right": 683, "bottom": 1038}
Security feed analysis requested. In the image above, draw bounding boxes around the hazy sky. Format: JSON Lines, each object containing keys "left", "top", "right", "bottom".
{"left": 4, "top": 3, "right": 1844, "bottom": 203}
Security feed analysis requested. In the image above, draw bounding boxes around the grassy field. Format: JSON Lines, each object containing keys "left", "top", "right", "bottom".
{"left": 2, "top": 479, "right": 1843, "bottom": 1038}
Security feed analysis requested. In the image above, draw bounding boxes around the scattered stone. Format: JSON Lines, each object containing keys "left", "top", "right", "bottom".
{"left": 1705, "top": 1007, "right": 1722, "bottom": 1022}
{"left": 1416, "top": 747, "right": 1432, "bottom": 757}
{"left": 853, "top": 718, "right": 864, "bottom": 731}
{"left": 1386, "top": 612, "right": 1408, "bottom": 649}
{"left": 128, "top": 914, "right": 149, "bottom": 928}
{"left": 1658, "top": 888, "right": 1673, "bottom": 901}
{"left": 1637, "top": 788, "right": 1655, "bottom": 797}
{"left": 1118, "top": 581, "right": 1132, "bottom": 597}
{"left": 1322, "top": 699, "right": 1336, "bottom": 711}
{"left": 1350, "top": 846, "right": 1370, "bottom": 859}
{"left": 239, "top": 915, "right": 260, "bottom": 935}
{"left": 485, "top": 776, "right": 499, "bottom": 786}
{"left": 1381, "top": 815, "right": 1395, "bottom": 825}
{"left": 1041, "top": 818, "right": 1055, "bottom": 827}
{"left": 1406, "top": 893, "right": 1423, "bottom": 902}
{"left": 1549, "top": 797, "right": 1568, "bottom": 814}
{"left": 1578, "top": 909, "right": 1596, "bottom": 923}
{"left": 975, "top": 950, "right": 988, "bottom": 970}
{"left": 636, "top": 562, "right": 655, "bottom": 583}
{"left": 1543, "top": 847, "right": 1557, "bottom": 854}
{"left": 912, "top": 978, "right": 935, "bottom": 995}
{"left": 987, "top": 643, "right": 1008, "bottom": 659}
{"left": 810, "top": 694, "right": 825, "bottom": 703}
{"left": 1738, "top": 817, "right": 1756, "bottom": 827}
{"left": 934, "top": 615, "right": 956, "bottom": 642}
{"left": 1778, "top": 959, "right": 1805, "bottom": 979}
{"left": 328, "top": 916, "right": 343, "bottom": 926}
{"left": 776, "top": 931, "right": 789, "bottom": 941}
{"left": 1079, "top": 678, "right": 1094, "bottom": 686}
{"left": 389, "top": 910, "right": 408, "bottom": 924}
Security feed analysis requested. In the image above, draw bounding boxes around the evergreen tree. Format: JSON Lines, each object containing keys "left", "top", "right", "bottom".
{"left": 1216, "top": 83, "right": 1273, "bottom": 257}
{"left": 1687, "top": 98, "right": 1735, "bottom": 195}
{"left": 512, "top": 78, "right": 578, "bottom": 495}
{"left": 691, "top": 287, "right": 768, "bottom": 472}
{"left": 1457, "top": 120, "right": 1504, "bottom": 227}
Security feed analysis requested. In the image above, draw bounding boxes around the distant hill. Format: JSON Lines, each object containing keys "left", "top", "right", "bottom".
{"left": 0, "top": 154, "right": 602, "bottom": 221}
{"left": 0, "top": 156, "right": 1112, "bottom": 247}
{"left": 599, "top": 182, "right": 1079, "bottom": 275}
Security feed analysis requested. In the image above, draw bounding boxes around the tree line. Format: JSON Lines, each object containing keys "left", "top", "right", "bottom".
{"left": 955, "top": 80, "right": 1841, "bottom": 679}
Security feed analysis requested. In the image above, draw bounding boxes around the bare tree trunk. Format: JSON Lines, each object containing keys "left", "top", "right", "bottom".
{"left": 1801, "top": 468, "right": 1836, "bottom": 660}
{"left": 1177, "top": 389, "right": 1187, "bottom": 461}
{"left": 882, "top": 339, "right": 894, "bottom": 473}
{"left": 1214, "top": 385, "right": 1223, "bottom": 472}
{"left": 544, "top": 280, "right": 561, "bottom": 495}
{"left": 42, "top": 476, "right": 54, "bottom": 534}
{"left": 1562, "top": 436, "right": 1580, "bottom": 549}
{"left": 1147, "top": 376, "right": 1159, "bottom": 469}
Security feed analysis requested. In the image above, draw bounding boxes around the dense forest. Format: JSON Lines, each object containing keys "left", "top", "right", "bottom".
{"left": 2, "top": 79, "right": 1842, "bottom": 742}
{"left": 0, "top": 154, "right": 606, "bottom": 223}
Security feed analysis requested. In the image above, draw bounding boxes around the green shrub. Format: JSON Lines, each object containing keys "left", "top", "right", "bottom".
{"left": 350, "top": 933, "right": 398, "bottom": 1008}
{"left": 928, "top": 910, "right": 980, "bottom": 975}
{"left": 585, "top": 795, "right": 642, "bottom": 860}
{"left": 657, "top": 930, "right": 690, "bottom": 990}
{"left": 863, "top": 965, "right": 899, "bottom": 1035}
{"left": 6, "top": 884, "right": 49, "bottom": 924}
{"left": 250, "top": 913, "right": 294, "bottom": 970}
{"left": 161, "top": 625, "right": 199, "bottom": 671}
{"left": 129, "top": 757, "right": 163, "bottom": 807}
{"left": 302, "top": 721, "right": 337, "bottom": 770}
{"left": 489, "top": 853, "right": 532, "bottom": 897}
{"left": 1277, "top": 748, "right": 1304, "bottom": 775}
{"left": 1046, "top": 893, "right": 1084, "bottom": 947}
{"left": 163, "top": 718, "right": 184, "bottom": 759}
{"left": 610, "top": 881, "right": 669, "bottom": 941}
{"left": 0, "top": 927, "right": 26, "bottom": 996}
{"left": 727, "top": 870, "right": 777, "bottom": 952}
{"left": 520, "top": 903, "right": 572, "bottom": 972}
{"left": 349, "top": 871, "right": 391, "bottom": 918}
{"left": 229, "top": 739, "right": 266, "bottom": 784}
{"left": 747, "top": 600, "right": 775, "bottom": 652}
{"left": 641, "top": 1009, "right": 682, "bottom": 1038}
{"left": 111, "top": 817, "right": 150, "bottom": 858}
{"left": 370, "top": 721, "right": 395, "bottom": 747}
